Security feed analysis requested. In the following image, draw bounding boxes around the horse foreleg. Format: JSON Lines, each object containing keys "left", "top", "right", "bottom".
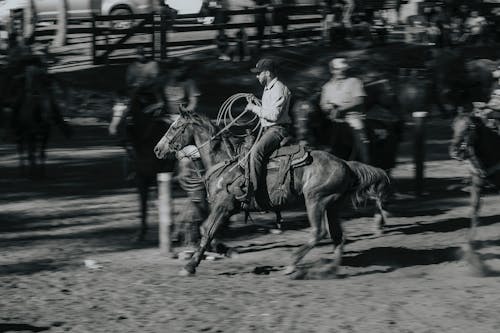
{"left": 469, "top": 174, "right": 482, "bottom": 244}
{"left": 17, "top": 138, "right": 26, "bottom": 176}
{"left": 180, "top": 203, "right": 232, "bottom": 276}
{"left": 27, "top": 135, "right": 37, "bottom": 179}
{"left": 286, "top": 198, "right": 327, "bottom": 275}
{"left": 39, "top": 131, "right": 50, "bottom": 178}
{"left": 465, "top": 174, "right": 490, "bottom": 276}
{"left": 134, "top": 176, "right": 149, "bottom": 242}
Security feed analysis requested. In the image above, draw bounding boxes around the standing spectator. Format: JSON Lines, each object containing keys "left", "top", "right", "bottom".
{"left": 320, "top": 0, "right": 335, "bottom": 45}
{"left": 215, "top": 29, "right": 231, "bottom": 61}
{"left": 175, "top": 146, "right": 208, "bottom": 248}
{"left": 254, "top": 0, "right": 268, "bottom": 49}
{"left": 234, "top": 27, "right": 250, "bottom": 62}
{"left": 426, "top": 21, "right": 441, "bottom": 46}
{"left": 371, "top": 10, "right": 388, "bottom": 45}
{"left": 271, "top": 0, "right": 290, "bottom": 46}
{"left": 464, "top": 10, "right": 487, "bottom": 45}
{"left": 126, "top": 46, "right": 160, "bottom": 104}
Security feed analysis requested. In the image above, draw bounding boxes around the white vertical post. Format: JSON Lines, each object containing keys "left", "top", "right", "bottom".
{"left": 157, "top": 172, "right": 173, "bottom": 255}
{"left": 412, "top": 111, "right": 428, "bottom": 196}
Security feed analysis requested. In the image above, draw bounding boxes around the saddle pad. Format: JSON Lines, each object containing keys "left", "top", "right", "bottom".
{"left": 268, "top": 144, "right": 311, "bottom": 170}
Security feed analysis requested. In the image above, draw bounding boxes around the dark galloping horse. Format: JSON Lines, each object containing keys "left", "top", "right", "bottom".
{"left": 1, "top": 56, "right": 70, "bottom": 178}
{"left": 109, "top": 88, "right": 176, "bottom": 241}
{"left": 154, "top": 111, "right": 390, "bottom": 277}
{"left": 450, "top": 112, "right": 500, "bottom": 275}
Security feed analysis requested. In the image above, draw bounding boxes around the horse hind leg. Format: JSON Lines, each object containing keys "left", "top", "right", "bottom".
{"left": 285, "top": 196, "right": 328, "bottom": 276}
{"left": 38, "top": 130, "right": 50, "bottom": 178}
{"left": 326, "top": 199, "right": 345, "bottom": 269}
{"left": 134, "top": 175, "right": 149, "bottom": 242}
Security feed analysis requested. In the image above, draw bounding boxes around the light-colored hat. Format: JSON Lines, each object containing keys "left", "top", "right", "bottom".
{"left": 330, "top": 58, "right": 349, "bottom": 70}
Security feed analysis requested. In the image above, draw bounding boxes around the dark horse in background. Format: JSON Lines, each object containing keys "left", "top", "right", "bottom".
{"left": 426, "top": 48, "right": 498, "bottom": 117}
{"left": 154, "top": 111, "right": 391, "bottom": 277}
{"left": 291, "top": 72, "right": 404, "bottom": 174}
{"left": 0, "top": 55, "right": 71, "bottom": 178}
{"left": 450, "top": 112, "right": 500, "bottom": 276}
{"left": 109, "top": 86, "right": 176, "bottom": 242}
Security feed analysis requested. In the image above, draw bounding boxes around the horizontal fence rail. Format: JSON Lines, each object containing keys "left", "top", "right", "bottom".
{"left": 12, "top": 5, "right": 326, "bottom": 64}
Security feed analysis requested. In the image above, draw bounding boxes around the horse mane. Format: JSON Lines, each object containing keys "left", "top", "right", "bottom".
{"left": 187, "top": 112, "right": 239, "bottom": 156}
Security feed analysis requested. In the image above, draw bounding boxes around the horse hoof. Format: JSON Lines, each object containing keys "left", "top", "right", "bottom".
{"left": 283, "top": 265, "right": 296, "bottom": 275}
{"left": 178, "top": 268, "right": 195, "bottom": 277}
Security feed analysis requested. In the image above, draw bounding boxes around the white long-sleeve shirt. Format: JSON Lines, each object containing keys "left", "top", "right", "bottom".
{"left": 251, "top": 77, "right": 291, "bottom": 127}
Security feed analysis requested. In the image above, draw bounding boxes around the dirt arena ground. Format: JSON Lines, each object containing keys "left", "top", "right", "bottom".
{"left": 1, "top": 44, "right": 500, "bottom": 333}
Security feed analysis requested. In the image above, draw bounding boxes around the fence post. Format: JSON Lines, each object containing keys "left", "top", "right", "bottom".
{"left": 150, "top": 13, "right": 155, "bottom": 59}
{"left": 413, "top": 111, "right": 427, "bottom": 196}
{"left": 160, "top": 12, "right": 167, "bottom": 60}
{"left": 157, "top": 172, "right": 173, "bottom": 255}
{"left": 91, "top": 15, "right": 97, "bottom": 64}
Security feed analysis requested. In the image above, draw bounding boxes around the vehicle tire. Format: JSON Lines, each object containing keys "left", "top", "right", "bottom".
{"left": 110, "top": 7, "right": 133, "bottom": 30}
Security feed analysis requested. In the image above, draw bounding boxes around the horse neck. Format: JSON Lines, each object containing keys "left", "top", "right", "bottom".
{"left": 192, "top": 124, "right": 232, "bottom": 169}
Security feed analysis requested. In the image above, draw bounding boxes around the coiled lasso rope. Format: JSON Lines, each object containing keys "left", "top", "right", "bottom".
{"left": 215, "top": 93, "right": 265, "bottom": 173}
{"left": 216, "top": 93, "right": 262, "bottom": 137}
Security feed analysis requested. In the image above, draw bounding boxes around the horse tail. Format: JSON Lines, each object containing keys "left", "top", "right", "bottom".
{"left": 346, "top": 161, "right": 391, "bottom": 208}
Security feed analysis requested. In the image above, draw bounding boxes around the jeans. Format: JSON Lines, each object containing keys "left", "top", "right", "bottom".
{"left": 250, "top": 125, "right": 289, "bottom": 192}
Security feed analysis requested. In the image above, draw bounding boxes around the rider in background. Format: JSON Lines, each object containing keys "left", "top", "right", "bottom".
{"left": 126, "top": 46, "right": 162, "bottom": 114}
{"left": 161, "top": 59, "right": 200, "bottom": 114}
{"left": 320, "top": 57, "right": 369, "bottom": 163}
{"left": 244, "top": 58, "right": 292, "bottom": 203}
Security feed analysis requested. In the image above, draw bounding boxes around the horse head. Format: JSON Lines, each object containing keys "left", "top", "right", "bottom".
{"left": 450, "top": 113, "right": 475, "bottom": 161}
{"left": 154, "top": 109, "right": 197, "bottom": 159}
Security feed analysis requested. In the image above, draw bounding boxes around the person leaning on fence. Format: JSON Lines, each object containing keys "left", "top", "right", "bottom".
{"left": 161, "top": 59, "right": 200, "bottom": 114}
{"left": 320, "top": 57, "right": 370, "bottom": 163}
{"left": 242, "top": 58, "right": 292, "bottom": 204}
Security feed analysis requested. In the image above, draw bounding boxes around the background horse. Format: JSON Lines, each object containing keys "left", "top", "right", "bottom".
{"left": 426, "top": 49, "right": 498, "bottom": 116}
{"left": 109, "top": 88, "right": 175, "bottom": 242}
{"left": 154, "top": 111, "right": 391, "bottom": 277}
{"left": 2, "top": 56, "right": 71, "bottom": 178}
{"left": 450, "top": 112, "right": 500, "bottom": 276}
{"left": 291, "top": 72, "right": 404, "bottom": 173}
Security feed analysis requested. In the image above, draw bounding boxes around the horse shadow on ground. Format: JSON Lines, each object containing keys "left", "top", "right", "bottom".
{"left": 383, "top": 214, "right": 500, "bottom": 236}
{"left": 0, "top": 323, "right": 50, "bottom": 332}
{"left": 290, "top": 245, "right": 489, "bottom": 280}
{"left": 222, "top": 245, "right": 464, "bottom": 279}
{"left": 0, "top": 259, "right": 72, "bottom": 277}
